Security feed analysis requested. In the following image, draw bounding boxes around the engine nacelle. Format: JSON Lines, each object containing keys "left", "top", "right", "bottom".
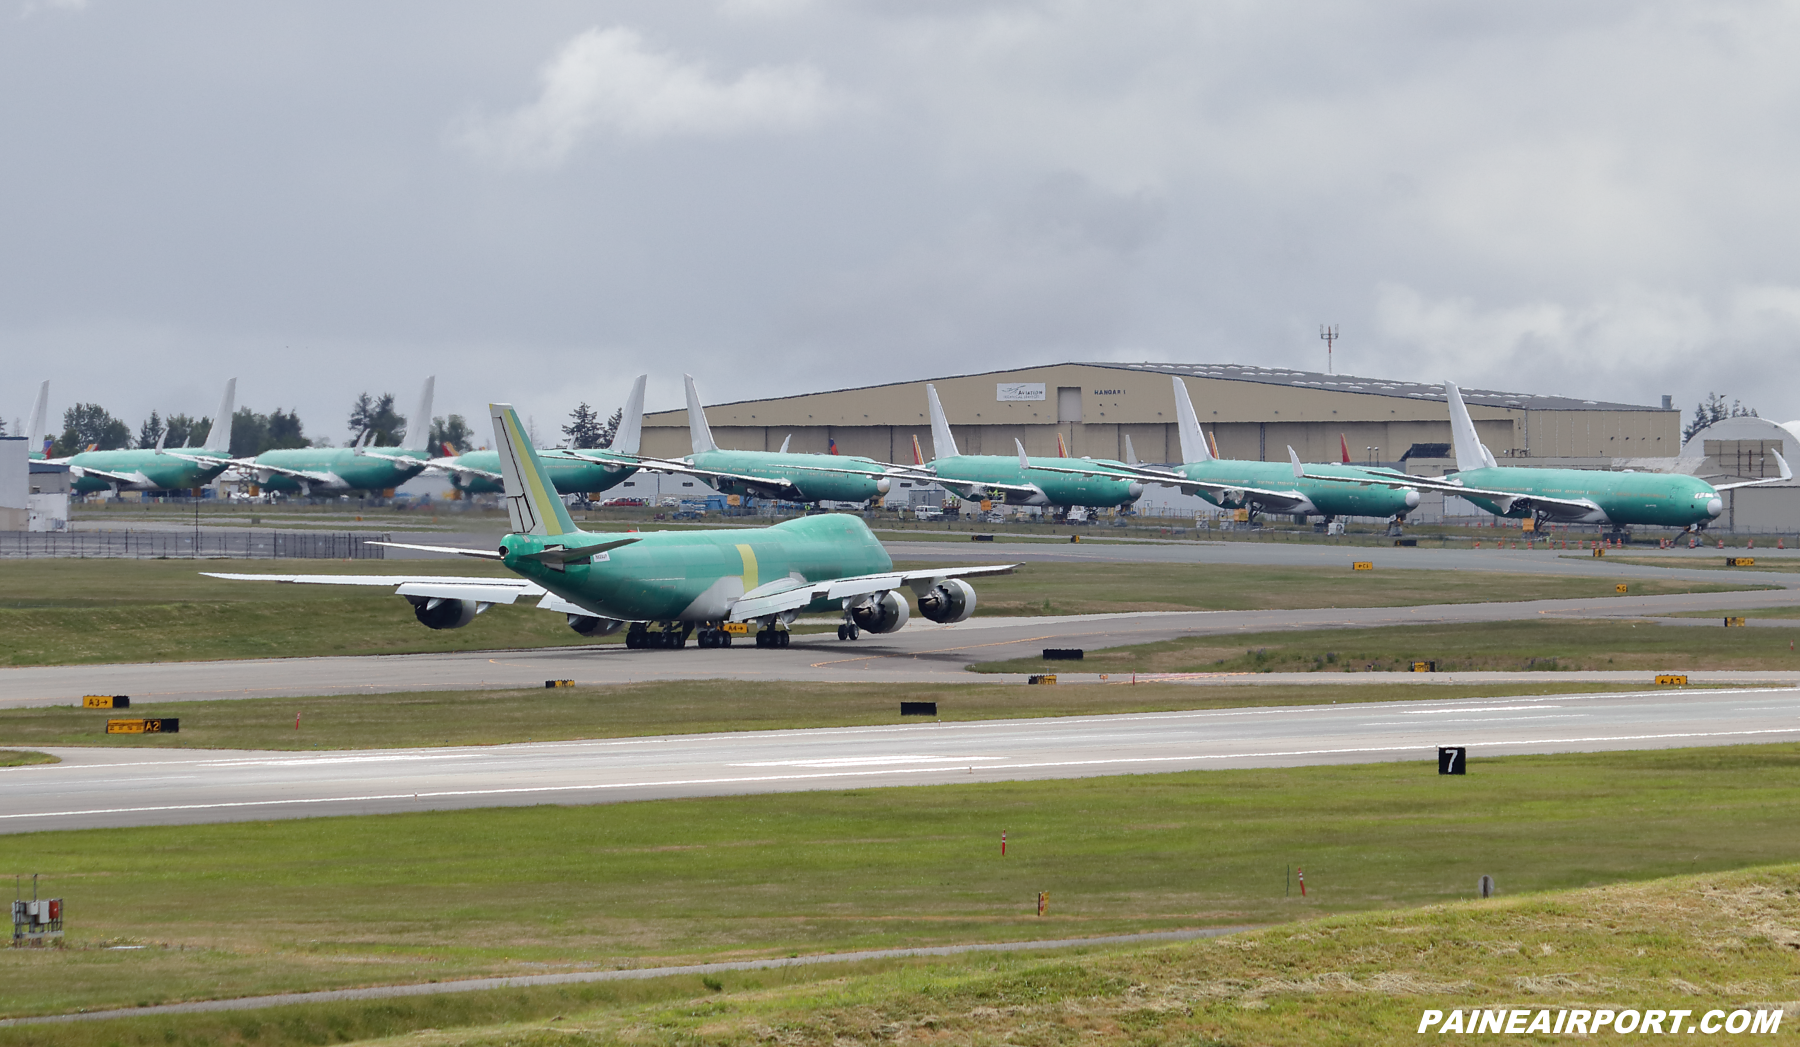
{"left": 917, "top": 578, "right": 977, "bottom": 624}
{"left": 567, "top": 614, "right": 624, "bottom": 637}
{"left": 411, "top": 596, "right": 478, "bottom": 630}
{"left": 851, "top": 590, "right": 910, "bottom": 634}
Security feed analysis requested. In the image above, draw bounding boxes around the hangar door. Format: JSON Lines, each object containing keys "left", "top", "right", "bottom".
{"left": 1057, "top": 387, "right": 1082, "bottom": 423}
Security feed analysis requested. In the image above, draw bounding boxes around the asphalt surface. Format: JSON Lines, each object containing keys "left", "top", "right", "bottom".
{"left": 7, "top": 684, "right": 1799, "bottom": 833}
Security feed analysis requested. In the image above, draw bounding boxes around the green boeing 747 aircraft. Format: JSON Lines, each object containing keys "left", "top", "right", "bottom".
{"left": 618, "top": 375, "right": 899, "bottom": 506}
{"left": 1294, "top": 380, "right": 1789, "bottom": 534}
{"left": 432, "top": 375, "right": 647, "bottom": 498}
{"left": 240, "top": 377, "right": 436, "bottom": 496}
{"left": 51, "top": 379, "right": 239, "bottom": 494}
{"left": 207, "top": 403, "right": 1014, "bottom": 649}
{"left": 1026, "top": 376, "right": 1420, "bottom": 524}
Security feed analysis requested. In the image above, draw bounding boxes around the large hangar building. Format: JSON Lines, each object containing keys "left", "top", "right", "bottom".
{"left": 641, "top": 362, "right": 1680, "bottom": 469}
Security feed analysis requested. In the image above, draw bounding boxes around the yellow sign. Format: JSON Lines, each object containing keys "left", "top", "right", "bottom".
{"left": 1410, "top": 661, "right": 1436, "bottom": 673}
{"left": 1028, "top": 674, "right": 1057, "bottom": 685}
{"left": 106, "top": 718, "right": 177, "bottom": 734}
{"left": 1724, "top": 617, "right": 1747, "bottom": 627}
{"left": 1352, "top": 562, "right": 1373, "bottom": 571}
{"left": 1232, "top": 509, "right": 1250, "bottom": 522}
{"left": 1615, "top": 583, "right": 1628, "bottom": 593}
{"left": 1521, "top": 519, "right": 1535, "bottom": 533}
{"left": 82, "top": 695, "right": 127, "bottom": 709}
{"left": 726, "top": 494, "right": 741, "bottom": 507}
{"left": 980, "top": 499, "right": 994, "bottom": 512}
{"left": 723, "top": 622, "right": 749, "bottom": 635}
{"left": 1655, "top": 674, "right": 1689, "bottom": 686}
{"left": 1727, "top": 557, "right": 1756, "bottom": 567}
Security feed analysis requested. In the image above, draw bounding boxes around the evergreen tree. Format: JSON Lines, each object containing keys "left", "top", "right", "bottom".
{"left": 429, "top": 415, "right": 475, "bottom": 454}
{"left": 56, "top": 403, "right": 132, "bottom": 454}
{"left": 597, "top": 407, "right": 623, "bottom": 449}
{"left": 137, "top": 411, "right": 165, "bottom": 449}
{"left": 266, "top": 408, "right": 308, "bottom": 450}
{"left": 348, "top": 392, "right": 405, "bottom": 445}
{"left": 563, "top": 402, "right": 604, "bottom": 449}
{"left": 164, "top": 413, "right": 207, "bottom": 448}
{"left": 1684, "top": 392, "right": 1759, "bottom": 442}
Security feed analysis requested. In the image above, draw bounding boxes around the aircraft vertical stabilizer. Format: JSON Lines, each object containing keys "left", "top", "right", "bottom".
{"left": 491, "top": 403, "right": 579, "bottom": 538}
{"left": 925, "top": 384, "right": 960, "bottom": 461}
{"left": 1124, "top": 434, "right": 1139, "bottom": 466}
{"left": 201, "top": 378, "right": 237, "bottom": 453}
{"left": 684, "top": 374, "right": 718, "bottom": 454}
{"left": 1340, "top": 434, "right": 1351, "bottom": 464}
{"left": 27, "top": 380, "right": 48, "bottom": 450}
{"left": 614, "top": 374, "right": 648, "bottom": 456}
{"left": 406, "top": 377, "right": 436, "bottom": 452}
{"left": 1443, "top": 382, "right": 1493, "bottom": 473}
{"left": 1171, "top": 377, "right": 1213, "bottom": 464}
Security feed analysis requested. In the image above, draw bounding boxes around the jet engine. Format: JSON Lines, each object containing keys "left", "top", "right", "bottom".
{"left": 850, "top": 591, "right": 910, "bottom": 634}
{"left": 567, "top": 614, "right": 625, "bottom": 636}
{"left": 917, "top": 578, "right": 977, "bottom": 624}
{"left": 409, "top": 596, "right": 479, "bottom": 630}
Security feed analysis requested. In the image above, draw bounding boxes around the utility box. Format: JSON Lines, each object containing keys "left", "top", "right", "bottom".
{"left": 12, "top": 898, "right": 63, "bottom": 945}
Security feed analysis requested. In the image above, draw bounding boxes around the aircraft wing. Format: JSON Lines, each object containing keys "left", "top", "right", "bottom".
{"left": 65, "top": 464, "right": 145, "bottom": 485}
{"left": 426, "top": 457, "right": 503, "bottom": 482}
{"left": 1287, "top": 453, "right": 1600, "bottom": 516}
{"left": 354, "top": 449, "right": 429, "bottom": 470}
{"left": 226, "top": 458, "right": 341, "bottom": 484}
{"left": 727, "top": 563, "right": 1018, "bottom": 622}
{"left": 1713, "top": 451, "right": 1792, "bottom": 491}
{"left": 626, "top": 455, "right": 808, "bottom": 498}
{"left": 202, "top": 571, "right": 545, "bottom": 605}
{"left": 157, "top": 451, "right": 232, "bottom": 471}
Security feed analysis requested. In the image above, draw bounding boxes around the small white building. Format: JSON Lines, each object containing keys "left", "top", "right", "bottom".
{"left": 28, "top": 459, "right": 70, "bottom": 531}
{"left": 0, "top": 437, "right": 24, "bottom": 531}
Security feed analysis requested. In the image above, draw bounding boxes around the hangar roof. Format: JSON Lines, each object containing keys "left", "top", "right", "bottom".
{"left": 1089, "top": 363, "right": 1653, "bottom": 412}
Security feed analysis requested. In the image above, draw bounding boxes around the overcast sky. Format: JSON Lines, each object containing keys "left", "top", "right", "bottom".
{"left": 7, "top": 1, "right": 1800, "bottom": 444}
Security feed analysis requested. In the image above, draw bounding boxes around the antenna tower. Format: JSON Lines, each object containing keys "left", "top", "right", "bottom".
{"left": 1320, "top": 325, "right": 1339, "bottom": 374}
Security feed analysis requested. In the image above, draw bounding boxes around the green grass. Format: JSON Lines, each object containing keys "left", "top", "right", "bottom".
{"left": 975, "top": 617, "right": 1800, "bottom": 674}
{"left": 0, "top": 681, "right": 1655, "bottom": 752}
{"left": 1, "top": 558, "right": 1761, "bottom": 668}
{"left": 8, "top": 743, "right": 1800, "bottom": 1023}
{"left": 0, "top": 749, "right": 58, "bottom": 766}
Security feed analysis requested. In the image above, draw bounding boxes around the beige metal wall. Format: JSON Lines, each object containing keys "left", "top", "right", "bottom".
{"left": 640, "top": 364, "right": 1679, "bottom": 464}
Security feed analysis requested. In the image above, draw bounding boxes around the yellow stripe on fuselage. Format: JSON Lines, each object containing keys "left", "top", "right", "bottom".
{"left": 736, "top": 543, "right": 758, "bottom": 592}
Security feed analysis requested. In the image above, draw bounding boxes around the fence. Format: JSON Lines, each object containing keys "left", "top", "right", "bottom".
{"left": 0, "top": 531, "right": 391, "bottom": 559}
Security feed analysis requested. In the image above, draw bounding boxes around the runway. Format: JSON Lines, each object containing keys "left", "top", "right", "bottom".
{"left": 6, "top": 684, "right": 1799, "bottom": 832}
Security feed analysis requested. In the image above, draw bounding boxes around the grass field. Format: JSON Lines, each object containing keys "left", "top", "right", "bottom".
{"left": 7, "top": 742, "right": 1800, "bottom": 1025}
{"left": 1586, "top": 554, "right": 1800, "bottom": 572}
{"left": 975, "top": 617, "right": 1800, "bottom": 674}
{"left": 0, "top": 749, "right": 57, "bottom": 766}
{"left": 0, "top": 557, "right": 1762, "bottom": 668}
{"left": 0, "top": 680, "right": 1653, "bottom": 752}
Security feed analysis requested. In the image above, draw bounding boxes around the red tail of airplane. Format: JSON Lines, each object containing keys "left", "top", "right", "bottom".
{"left": 828, "top": 437, "right": 839, "bottom": 455}
{"left": 1340, "top": 434, "right": 1351, "bottom": 464}
{"left": 1208, "top": 431, "right": 1220, "bottom": 459}
{"left": 911, "top": 434, "right": 925, "bottom": 466}
{"left": 1056, "top": 433, "right": 1068, "bottom": 457}
{"left": 441, "top": 441, "right": 456, "bottom": 457}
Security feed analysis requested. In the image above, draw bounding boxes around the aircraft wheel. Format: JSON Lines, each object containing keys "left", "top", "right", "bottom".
{"left": 720, "top": 631, "right": 732, "bottom": 647}
{"left": 837, "top": 624, "right": 848, "bottom": 641}
{"left": 778, "top": 630, "right": 791, "bottom": 648}
{"left": 846, "top": 624, "right": 859, "bottom": 641}
{"left": 755, "top": 630, "right": 769, "bottom": 648}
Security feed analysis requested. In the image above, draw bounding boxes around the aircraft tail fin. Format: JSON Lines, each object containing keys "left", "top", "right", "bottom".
{"left": 1015, "top": 438, "right": 1030, "bottom": 469}
{"left": 1124, "top": 434, "right": 1140, "bottom": 466}
{"left": 613, "top": 374, "right": 648, "bottom": 455}
{"left": 684, "top": 374, "right": 718, "bottom": 454}
{"left": 779, "top": 434, "right": 791, "bottom": 454}
{"left": 1171, "top": 377, "right": 1213, "bottom": 464}
{"left": 1056, "top": 432, "right": 1068, "bottom": 457}
{"left": 1209, "top": 430, "right": 1221, "bottom": 459}
{"left": 1443, "top": 381, "right": 1492, "bottom": 473}
{"left": 925, "top": 384, "right": 960, "bottom": 460}
{"left": 405, "top": 376, "right": 436, "bottom": 452}
{"left": 911, "top": 433, "right": 925, "bottom": 466}
{"left": 1340, "top": 434, "right": 1351, "bottom": 464}
{"left": 27, "top": 380, "right": 48, "bottom": 451}
{"left": 201, "top": 378, "right": 237, "bottom": 453}
{"left": 491, "top": 403, "right": 580, "bottom": 537}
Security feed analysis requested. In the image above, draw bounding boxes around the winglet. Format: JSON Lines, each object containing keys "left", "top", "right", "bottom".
{"left": 1171, "top": 377, "right": 1213, "bottom": 464}
{"left": 26, "top": 380, "right": 48, "bottom": 452}
{"left": 1124, "top": 434, "right": 1139, "bottom": 466}
{"left": 684, "top": 374, "right": 718, "bottom": 454}
{"left": 1015, "top": 438, "right": 1030, "bottom": 469}
{"left": 1443, "top": 381, "right": 1491, "bottom": 473}
{"left": 925, "top": 384, "right": 960, "bottom": 460}
{"left": 614, "top": 374, "right": 648, "bottom": 455}
{"left": 1777, "top": 449, "right": 1793, "bottom": 482}
{"left": 491, "top": 403, "right": 579, "bottom": 537}
{"left": 1288, "top": 446, "right": 1304, "bottom": 478}
{"left": 406, "top": 376, "right": 436, "bottom": 452}
{"left": 201, "top": 378, "right": 237, "bottom": 454}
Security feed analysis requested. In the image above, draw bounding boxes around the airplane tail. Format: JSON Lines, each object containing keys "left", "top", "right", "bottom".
{"left": 1443, "top": 381, "right": 1497, "bottom": 471}
{"left": 779, "top": 434, "right": 792, "bottom": 454}
{"left": 910, "top": 434, "right": 925, "bottom": 466}
{"left": 1124, "top": 434, "right": 1139, "bottom": 466}
{"left": 27, "top": 380, "right": 48, "bottom": 450}
{"left": 405, "top": 376, "right": 436, "bottom": 452}
{"left": 1340, "top": 434, "right": 1351, "bottom": 464}
{"left": 491, "top": 403, "right": 580, "bottom": 537}
{"left": 201, "top": 378, "right": 237, "bottom": 453}
{"left": 684, "top": 374, "right": 718, "bottom": 454}
{"left": 1056, "top": 432, "right": 1068, "bottom": 457}
{"left": 613, "top": 374, "right": 648, "bottom": 455}
{"left": 1171, "top": 377, "right": 1213, "bottom": 464}
{"left": 925, "top": 384, "right": 960, "bottom": 460}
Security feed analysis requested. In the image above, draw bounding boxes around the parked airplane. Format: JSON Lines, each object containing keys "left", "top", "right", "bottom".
{"left": 623, "top": 375, "right": 899, "bottom": 505}
{"left": 432, "top": 375, "right": 647, "bottom": 498}
{"left": 207, "top": 403, "right": 1014, "bottom": 649}
{"left": 1294, "top": 380, "right": 1789, "bottom": 534}
{"left": 238, "top": 377, "right": 436, "bottom": 496}
{"left": 1051, "top": 377, "right": 1420, "bottom": 524}
{"left": 52, "top": 379, "right": 239, "bottom": 494}
{"left": 908, "top": 384, "right": 1144, "bottom": 513}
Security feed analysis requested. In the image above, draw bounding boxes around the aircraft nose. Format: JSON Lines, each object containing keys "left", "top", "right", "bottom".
{"left": 1403, "top": 489, "right": 1421, "bottom": 509}
{"left": 1707, "top": 497, "right": 1723, "bottom": 518}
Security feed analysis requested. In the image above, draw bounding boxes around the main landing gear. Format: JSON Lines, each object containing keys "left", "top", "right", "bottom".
{"left": 625, "top": 622, "right": 694, "bottom": 649}
{"left": 755, "top": 625, "right": 791, "bottom": 648}
{"left": 836, "top": 622, "right": 860, "bottom": 641}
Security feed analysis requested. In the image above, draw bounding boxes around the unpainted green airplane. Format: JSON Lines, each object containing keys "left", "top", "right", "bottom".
{"left": 50, "top": 379, "right": 239, "bottom": 494}
{"left": 1029, "top": 376, "right": 1420, "bottom": 523}
{"left": 207, "top": 403, "right": 1014, "bottom": 649}
{"left": 619, "top": 375, "right": 901, "bottom": 505}
{"left": 239, "top": 377, "right": 436, "bottom": 496}
{"left": 432, "top": 375, "right": 647, "bottom": 498}
{"left": 1294, "top": 380, "right": 1789, "bottom": 532}
{"left": 905, "top": 384, "right": 1145, "bottom": 512}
